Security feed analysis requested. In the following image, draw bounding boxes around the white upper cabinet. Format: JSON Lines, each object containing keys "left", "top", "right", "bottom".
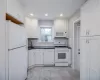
{"left": 54, "top": 19, "right": 68, "bottom": 37}
{"left": 7, "top": 0, "right": 24, "bottom": 23}
{"left": 25, "top": 18, "right": 39, "bottom": 38}
{"left": 81, "top": 0, "right": 100, "bottom": 36}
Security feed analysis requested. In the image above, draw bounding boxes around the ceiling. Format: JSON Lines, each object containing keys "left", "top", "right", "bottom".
{"left": 19, "top": 0, "right": 87, "bottom": 19}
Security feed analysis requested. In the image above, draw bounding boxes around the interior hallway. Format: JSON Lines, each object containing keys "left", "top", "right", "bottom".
{"left": 27, "top": 67, "right": 80, "bottom": 80}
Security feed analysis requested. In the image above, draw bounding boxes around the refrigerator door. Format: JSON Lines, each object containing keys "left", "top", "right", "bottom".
{"left": 7, "top": 21, "right": 27, "bottom": 49}
{"left": 9, "top": 46, "right": 28, "bottom": 80}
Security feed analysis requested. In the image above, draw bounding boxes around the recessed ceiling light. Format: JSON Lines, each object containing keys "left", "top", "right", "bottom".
{"left": 60, "top": 13, "right": 63, "bottom": 17}
{"left": 30, "top": 13, "right": 34, "bottom": 16}
{"left": 45, "top": 13, "right": 48, "bottom": 16}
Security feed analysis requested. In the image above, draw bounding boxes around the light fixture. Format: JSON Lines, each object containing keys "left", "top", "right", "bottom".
{"left": 45, "top": 13, "right": 48, "bottom": 16}
{"left": 60, "top": 13, "right": 63, "bottom": 17}
{"left": 30, "top": 13, "right": 34, "bottom": 16}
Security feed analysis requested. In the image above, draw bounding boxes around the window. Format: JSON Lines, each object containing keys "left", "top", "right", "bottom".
{"left": 40, "top": 27, "right": 52, "bottom": 42}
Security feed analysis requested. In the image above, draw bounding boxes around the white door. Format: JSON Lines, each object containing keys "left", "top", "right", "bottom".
{"left": 44, "top": 49, "right": 54, "bottom": 65}
{"left": 73, "top": 21, "right": 80, "bottom": 71}
{"left": 35, "top": 49, "right": 43, "bottom": 65}
{"left": 80, "top": 37, "right": 90, "bottom": 80}
{"left": 7, "top": 21, "right": 27, "bottom": 49}
{"left": 9, "top": 47, "right": 28, "bottom": 80}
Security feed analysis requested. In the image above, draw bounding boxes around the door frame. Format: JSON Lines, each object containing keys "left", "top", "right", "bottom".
{"left": 72, "top": 18, "right": 80, "bottom": 70}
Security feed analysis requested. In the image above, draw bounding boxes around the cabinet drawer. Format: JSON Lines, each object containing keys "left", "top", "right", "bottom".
{"left": 45, "top": 49, "right": 54, "bottom": 52}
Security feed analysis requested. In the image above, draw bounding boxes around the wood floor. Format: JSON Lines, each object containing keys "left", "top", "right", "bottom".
{"left": 27, "top": 67, "right": 80, "bottom": 80}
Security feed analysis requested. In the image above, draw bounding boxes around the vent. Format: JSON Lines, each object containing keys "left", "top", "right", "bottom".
{"left": 56, "top": 32, "right": 64, "bottom": 36}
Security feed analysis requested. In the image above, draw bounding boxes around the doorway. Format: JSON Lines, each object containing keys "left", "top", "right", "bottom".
{"left": 73, "top": 19, "right": 80, "bottom": 72}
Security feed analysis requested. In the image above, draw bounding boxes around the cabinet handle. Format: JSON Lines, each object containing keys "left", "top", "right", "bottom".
{"left": 86, "top": 30, "right": 90, "bottom": 35}
{"left": 87, "top": 30, "right": 90, "bottom": 35}
{"left": 86, "top": 39, "right": 87, "bottom": 43}
{"left": 86, "top": 30, "right": 88, "bottom": 35}
{"left": 86, "top": 40, "right": 89, "bottom": 44}
{"left": 87, "top": 40, "right": 89, "bottom": 43}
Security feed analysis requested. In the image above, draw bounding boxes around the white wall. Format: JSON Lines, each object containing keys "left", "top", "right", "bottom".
{"left": 0, "top": 0, "right": 6, "bottom": 80}
{"left": 68, "top": 11, "right": 80, "bottom": 47}
{"left": 32, "top": 40, "right": 54, "bottom": 46}
{"left": 68, "top": 11, "right": 80, "bottom": 69}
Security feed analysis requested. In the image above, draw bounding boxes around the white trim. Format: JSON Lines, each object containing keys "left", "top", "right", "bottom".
{"left": 72, "top": 18, "right": 80, "bottom": 69}
{"left": 5, "top": 21, "right": 9, "bottom": 80}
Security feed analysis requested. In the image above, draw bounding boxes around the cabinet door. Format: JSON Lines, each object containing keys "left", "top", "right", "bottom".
{"left": 89, "top": 36, "right": 100, "bottom": 80}
{"left": 25, "top": 18, "right": 39, "bottom": 38}
{"left": 35, "top": 49, "right": 43, "bottom": 65}
{"left": 81, "top": 0, "right": 100, "bottom": 36}
{"left": 80, "top": 37, "right": 90, "bottom": 80}
{"left": 44, "top": 49, "right": 54, "bottom": 65}
{"left": 28, "top": 50, "right": 35, "bottom": 67}
{"left": 80, "top": 36, "right": 100, "bottom": 80}
{"left": 81, "top": 3, "right": 91, "bottom": 37}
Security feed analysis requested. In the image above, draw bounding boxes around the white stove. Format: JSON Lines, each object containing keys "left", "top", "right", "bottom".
{"left": 55, "top": 47, "right": 71, "bottom": 66}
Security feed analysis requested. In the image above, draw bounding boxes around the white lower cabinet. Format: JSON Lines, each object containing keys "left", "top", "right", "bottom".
{"left": 80, "top": 36, "right": 100, "bottom": 80}
{"left": 28, "top": 49, "right": 55, "bottom": 67}
{"left": 44, "top": 49, "right": 55, "bottom": 65}
{"left": 28, "top": 50, "right": 35, "bottom": 67}
{"left": 35, "top": 49, "right": 44, "bottom": 65}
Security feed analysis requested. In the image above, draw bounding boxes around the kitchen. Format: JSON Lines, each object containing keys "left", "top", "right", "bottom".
{"left": 27, "top": 18, "right": 71, "bottom": 67}
{"left": 0, "top": 0, "right": 100, "bottom": 80}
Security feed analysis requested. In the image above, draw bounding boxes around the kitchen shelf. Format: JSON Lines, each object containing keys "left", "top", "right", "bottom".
{"left": 6, "top": 13, "right": 24, "bottom": 25}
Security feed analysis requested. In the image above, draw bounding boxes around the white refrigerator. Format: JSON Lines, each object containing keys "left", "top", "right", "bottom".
{"left": 6, "top": 21, "right": 28, "bottom": 80}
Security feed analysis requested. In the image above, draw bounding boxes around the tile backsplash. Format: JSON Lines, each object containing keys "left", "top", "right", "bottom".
{"left": 32, "top": 40, "right": 54, "bottom": 46}
{"left": 31, "top": 38, "right": 68, "bottom": 47}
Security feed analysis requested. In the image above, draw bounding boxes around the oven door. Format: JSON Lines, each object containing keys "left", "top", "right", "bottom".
{"left": 55, "top": 51, "right": 68, "bottom": 62}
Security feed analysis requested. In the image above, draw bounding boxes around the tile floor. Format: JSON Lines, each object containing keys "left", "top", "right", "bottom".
{"left": 27, "top": 67, "right": 80, "bottom": 80}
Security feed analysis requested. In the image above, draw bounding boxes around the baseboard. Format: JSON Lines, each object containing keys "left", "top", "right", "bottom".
{"left": 55, "top": 63, "right": 69, "bottom": 66}
{"left": 44, "top": 64, "right": 55, "bottom": 67}
{"left": 35, "top": 64, "right": 44, "bottom": 67}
